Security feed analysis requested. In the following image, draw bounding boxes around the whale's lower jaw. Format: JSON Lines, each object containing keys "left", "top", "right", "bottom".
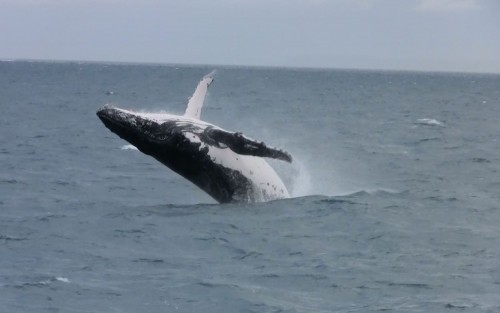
{"left": 96, "top": 106, "right": 290, "bottom": 203}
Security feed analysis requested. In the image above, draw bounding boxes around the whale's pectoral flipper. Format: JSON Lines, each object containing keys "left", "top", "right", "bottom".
{"left": 184, "top": 71, "right": 215, "bottom": 120}
{"left": 203, "top": 128, "right": 292, "bottom": 163}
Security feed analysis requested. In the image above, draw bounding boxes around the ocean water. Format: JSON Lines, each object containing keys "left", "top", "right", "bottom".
{"left": 1, "top": 60, "right": 500, "bottom": 312}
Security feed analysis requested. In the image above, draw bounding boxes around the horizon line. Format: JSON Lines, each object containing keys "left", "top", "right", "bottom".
{"left": 2, "top": 57, "right": 499, "bottom": 76}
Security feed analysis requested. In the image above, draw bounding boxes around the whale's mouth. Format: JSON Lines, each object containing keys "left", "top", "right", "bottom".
{"left": 97, "top": 105, "right": 127, "bottom": 123}
{"left": 96, "top": 107, "right": 113, "bottom": 124}
{"left": 97, "top": 105, "right": 144, "bottom": 129}
{"left": 96, "top": 105, "right": 154, "bottom": 148}
{"left": 97, "top": 106, "right": 128, "bottom": 133}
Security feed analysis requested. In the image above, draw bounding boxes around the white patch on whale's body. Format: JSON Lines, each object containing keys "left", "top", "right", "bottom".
{"left": 205, "top": 144, "right": 289, "bottom": 201}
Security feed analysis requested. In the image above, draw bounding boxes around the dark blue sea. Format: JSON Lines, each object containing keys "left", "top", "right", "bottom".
{"left": 1, "top": 60, "right": 500, "bottom": 312}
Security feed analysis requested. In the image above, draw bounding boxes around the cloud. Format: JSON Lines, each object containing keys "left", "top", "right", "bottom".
{"left": 416, "top": 0, "right": 480, "bottom": 11}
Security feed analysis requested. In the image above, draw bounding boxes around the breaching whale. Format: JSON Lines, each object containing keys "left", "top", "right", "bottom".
{"left": 96, "top": 73, "right": 292, "bottom": 203}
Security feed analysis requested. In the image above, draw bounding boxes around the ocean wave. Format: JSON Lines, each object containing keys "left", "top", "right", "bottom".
{"left": 9, "top": 276, "right": 70, "bottom": 289}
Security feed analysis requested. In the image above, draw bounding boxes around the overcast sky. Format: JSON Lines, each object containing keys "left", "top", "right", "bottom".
{"left": 1, "top": 0, "right": 499, "bottom": 73}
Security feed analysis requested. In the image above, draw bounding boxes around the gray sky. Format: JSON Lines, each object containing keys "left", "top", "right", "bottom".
{"left": 1, "top": 0, "right": 499, "bottom": 73}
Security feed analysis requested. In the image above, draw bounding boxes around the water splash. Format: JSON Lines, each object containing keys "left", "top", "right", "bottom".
{"left": 289, "top": 158, "right": 313, "bottom": 198}
{"left": 121, "top": 144, "right": 138, "bottom": 151}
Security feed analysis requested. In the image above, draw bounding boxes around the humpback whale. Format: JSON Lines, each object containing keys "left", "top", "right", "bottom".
{"left": 96, "top": 73, "right": 292, "bottom": 203}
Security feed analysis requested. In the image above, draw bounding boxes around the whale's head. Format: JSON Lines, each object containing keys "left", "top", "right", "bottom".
{"left": 96, "top": 105, "right": 188, "bottom": 155}
{"left": 98, "top": 105, "right": 151, "bottom": 144}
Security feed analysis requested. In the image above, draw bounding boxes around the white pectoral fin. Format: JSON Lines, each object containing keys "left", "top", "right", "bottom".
{"left": 184, "top": 71, "right": 216, "bottom": 120}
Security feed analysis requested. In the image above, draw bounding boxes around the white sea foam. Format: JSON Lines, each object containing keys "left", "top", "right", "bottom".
{"left": 56, "top": 277, "right": 70, "bottom": 283}
{"left": 289, "top": 158, "right": 313, "bottom": 198}
{"left": 121, "top": 144, "right": 138, "bottom": 150}
{"left": 416, "top": 118, "right": 445, "bottom": 127}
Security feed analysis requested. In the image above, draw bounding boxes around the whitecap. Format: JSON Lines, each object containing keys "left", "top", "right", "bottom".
{"left": 56, "top": 277, "right": 70, "bottom": 283}
{"left": 415, "top": 118, "right": 445, "bottom": 127}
